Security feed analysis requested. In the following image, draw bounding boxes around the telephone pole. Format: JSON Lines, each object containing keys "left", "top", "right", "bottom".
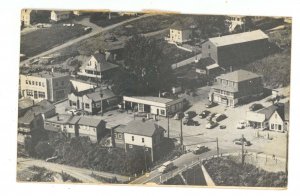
{"left": 241, "top": 134, "right": 245, "bottom": 165}
{"left": 180, "top": 118, "right": 183, "bottom": 152}
{"left": 216, "top": 137, "right": 219, "bottom": 157}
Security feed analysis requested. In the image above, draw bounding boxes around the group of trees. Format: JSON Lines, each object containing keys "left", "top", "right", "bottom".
{"left": 113, "top": 34, "right": 175, "bottom": 96}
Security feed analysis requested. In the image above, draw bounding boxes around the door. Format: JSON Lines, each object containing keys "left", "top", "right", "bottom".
{"left": 34, "top": 91, "right": 38, "bottom": 99}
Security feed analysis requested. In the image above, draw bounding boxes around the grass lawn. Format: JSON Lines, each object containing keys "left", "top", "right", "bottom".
{"left": 91, "top": 15, "right": 137, "bottom": 27}
{"left": 20, "top": 23, "right": 87, "bottom": 58}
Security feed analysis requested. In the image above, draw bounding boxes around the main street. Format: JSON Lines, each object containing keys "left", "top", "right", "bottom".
{"left": 20, "top": 14, "right": 152, "bottom": 66}
{"left": 17, "top": 157, "right": 129, "bottom": 183}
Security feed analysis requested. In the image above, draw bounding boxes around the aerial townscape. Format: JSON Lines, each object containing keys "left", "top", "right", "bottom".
{"left": 17, "top": 10, "right": 291, "bottom": 187}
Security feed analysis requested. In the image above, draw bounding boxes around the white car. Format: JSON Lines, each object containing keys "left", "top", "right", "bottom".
{"left": 67, "top": 109, "right": 81, "bottom": 116}
{"left": 158, "top": 161, "right": 174, "bottom": 173}
{"left": 236, "top": 120, "right": 247, "bottom": 129}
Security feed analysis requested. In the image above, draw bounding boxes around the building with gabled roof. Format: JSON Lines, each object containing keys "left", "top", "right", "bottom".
{"left": 18, "top": 110, "right": 44, "bottom": 134}
{"left": 68, "top": 87, "right": 119, "bottom": 114}
{"left": 77, "top": 116, "right": 106, "bottom": 142}
{"left": 50, "top": 10, "right": 71, "bottom": 22}
{"left": 121, "top": 119, "right": 165, "bottom": 162}
{"left": 202, "top": 30, "right": 269, "bottom": 68}
{"left": 77, "top": 52, "right": 119, "bottom": 80}
{"left": 209, "top": 70, "right": 263, "bottom": 107}
{"left": 246, "top": 102, "right": 289, "bottom": 132}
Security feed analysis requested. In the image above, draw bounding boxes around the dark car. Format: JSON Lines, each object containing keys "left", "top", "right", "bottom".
{"left": 219, "top": 125, "right": 226, "bottom": 129}
{"left": 233, "top": 138, "right": 251, "bottom": 146}
{"left": 199, "top": 110, "right": 210, "bottom": 119}
{"left": 249, "top": 103, "right": 264, "bottom": 111}
{"left": 212, "top": 113, "right": 227, "bottom": 122}
{"left": 184, "top": 111, "right": 197, "bottom": 119}
{"left": 205, "top": 102, "right": 218, "bottom": 108}
{"left": 183, "top": 119, "right": 200, "bottom": 126}
{"left": 206, "top": 113, "right": 216, "bottom": 121}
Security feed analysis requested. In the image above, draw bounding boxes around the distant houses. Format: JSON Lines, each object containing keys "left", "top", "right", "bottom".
{"left": 202, "top": 30, "right": 269, "bottom": 68}
{"left": 50, "top": 11, "right": 71, "bottom": 22}
{"left": 209, "top": 70, "right": 264, "bottom": 107}
{"left": 123, "top": 96, "right": 185, "bottom": 117}
{"left": 77, "top": 52, "right": 119, "bottom": 80}
{"left": 20, "top": 71, "right": 70, "bottom": 103}
{"left": 169, "top": 28, "right": 192, "bottom": 44}
{"left": 21, "top": 9, "right": 51, "bottom": 27}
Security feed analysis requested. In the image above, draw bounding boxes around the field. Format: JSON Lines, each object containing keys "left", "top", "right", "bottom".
{"left": 20, "top": 23, "right": 87, "bottom": 58}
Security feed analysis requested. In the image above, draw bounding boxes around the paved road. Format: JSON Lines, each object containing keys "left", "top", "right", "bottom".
{"left": 171, "top": 53, "right": 202, "bottom": 69}
{"left": 17, "top": 157, "right": 129, "bottom": 183}
{"left": 20, "top": 14, "right": 152, "bottom": 66}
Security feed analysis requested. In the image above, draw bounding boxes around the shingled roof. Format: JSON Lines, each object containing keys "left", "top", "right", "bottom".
{"left": 124, "top": 120, "right": 165, "bottom": 137}
{"left": 217, "top": 70, "right": 261, "bottom": 83}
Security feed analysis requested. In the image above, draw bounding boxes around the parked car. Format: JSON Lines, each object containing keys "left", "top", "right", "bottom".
{"left": 205, "top": 102, "right": 218, "bottom": 108}
{"left": 158, "top": 161, "right": 175, "bottom": 173}
{"left": 174, "top": 112, "right": 184, "bottom": 120}
{"left": 206, "top": 113, "right": 216, "bottom": 121}
{"left": 184, "top": 111, "right": 197, "bottom": 119}
{"left": 219, "top": 125, "right": 226, "bottom": 129}
{"left": 183, "top": 119, "right": 200, "bottom": 126}
{"left": 192, "top": 145, "right": 209, "bottom": 154}
{"left": 233, "top": 138, "right": 251, "bottom": 146}
{"left": 212, "top": 113, "right": 227, "bottom": 122}
{"left": 199, "top": 110, "right": 210, "bottom": 119}
{"left": 236, "top": 120, "right": 247, "bottom": 129}
{"left": 67, "top": 109, "right": 81, "bottom": 116}
{"left": 206, "top": 121, "right": 218, "bottom": 129}
{"left": 249, "top": 103, "right": 264, "bottom": 111}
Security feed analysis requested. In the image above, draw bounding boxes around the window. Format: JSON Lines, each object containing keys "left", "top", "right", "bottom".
{"left": 69, "top": 100, "right": 72, "bottom": 106}
{"left": 145, "top": 148, "right": 148, "bottom": 152}
{"left": 29, "top": 81, "right": 31, "bottom": 85}
{"left": 63, "top": 125, "right": 66, "bottom": 129}
{"left": 278, "top": 125, "right": 282, "bottom": 130}
{"left": 38, "top": 91, "right": 45, "bottom": 98}
{"left": 271, "top": 124, "right": 274, "bottom": 129}
{"left": 36, "top": 81, "right": 38, "bottom": 86}
{"left": 129, "top": 144, "right": 133, "bottom": 148}
{"left": 142, "top": 138, "right": 144, "bottom": 143}
{"left": 26, "top": 90, "right": 33, "bottom": 96}
{"left": 39, "top": 82, "right": 41, "bottom": 86}
{"left": 85, "top": 103, "right": 90, "bottom": 109}
{"left": 160, "top": 110, "right": 165, "bottom": 116}
{"left": 69, "top": 124, "right": 73, "bottom": 128}
{"left": 118, "top": 133, "right": 122, "bottom": 139}
{"left": 275, "top": 114, "right": 277, "bottom": 119}
{"left": 26, "top": 80, "right": 28, "bottom": 84}
{"left": 114, "top": 133, "right": 117, "bottom": 138}
{"left": 132, "top": 136, "right": 134, "bottom": 141}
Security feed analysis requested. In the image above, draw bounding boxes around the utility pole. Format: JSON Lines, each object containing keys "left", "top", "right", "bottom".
{"left": 167, "top": 113, "right": 170, "bottom": 138}
{"left": 180, "top": 118, "right": 183, "bottom": 152}
{"left": 216, "top": 137, "right": 219, "bottom": 157}
{"left": 241, "top": 134, "right": 245, "bottom": 165}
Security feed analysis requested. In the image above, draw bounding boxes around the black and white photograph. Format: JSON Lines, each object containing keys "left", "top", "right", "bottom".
{"left": 16, "top": 9, "right": 291, "bottom": 188}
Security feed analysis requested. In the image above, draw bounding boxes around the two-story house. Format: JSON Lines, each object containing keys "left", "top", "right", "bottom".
{"left": 20, "top": 71, "right": 70, "bottom": 103}
{"left": 50, "top": 10, "right": 71, "bottom": 22}
{"left": 169, "top": 28, "right": 192, "bottom": 44}
{"left": 123, "top": 120, "right": 165, "bottom": 162}
{"left": 77, "top": 117, "right": 106, "bottom": 143}
{"left": 209, "top": 70, "right": 263, "bottom": 107}
{"left": 77, "top": 52, "right": 119, "bottom": 80}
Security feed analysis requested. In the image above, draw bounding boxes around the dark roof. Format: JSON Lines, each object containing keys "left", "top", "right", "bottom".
{"left": 45, "top": 114, "right": 75, "bottom": 124}
{"left": 78, "top": 116, "right": 103, "bottom": 127}
{"left": 18, "top": 98, "right": 34, "bottom": 110}
{"left": 92, "top": 53, "right": 106, "bottom": 64}
{"left": 114, "top": 124, "right": 127, "bottom": 133}
{"left": 193, "top": 57, "right": 216, "bottom": 69}
{"left": 19, "top": 110, "right": 40, "bottom": 125}
{"left": 86, "top": 89, "right": 116, "bottom": 102}
{"left": 32, "top": 100, "right": 55, "bottom": 114}
{"left": 23, "top": 71, "right": 69, "bottom": 79}
{"left": 126, "top": 96, "right": 174, "bottom": 104}
{"left": 208, "top": 30, "right": 269, "bottom": 47}
{"left": 84, "top": 53, "right": 119, "bottom": 72}
{"left": 258, "top": 105, "right": 279, "bottom": 120}
{"left": 217, "top": 70, "right": 261, "bottom": 83}
{"left": 124, "top": 120, "right": 165, "bottom": 137}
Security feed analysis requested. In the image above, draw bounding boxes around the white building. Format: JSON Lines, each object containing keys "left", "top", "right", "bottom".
{"left": 51, "top": 11, "right": 71, "bottom": 22}
{"left": 20, "top": 71, "right": 70, "bottom": 103}
{"left": 123, "top": 96, "right": 184, "bottom": 117}
{"left": 169, "top": 28, "right": 192, "bottom": 44}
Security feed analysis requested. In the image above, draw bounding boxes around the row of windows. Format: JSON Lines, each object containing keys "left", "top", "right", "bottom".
{"left": 131, "top": 136, "right": 145, "bottom": 143}
{"left": 25, "top": 80, "right": 45, "bottom": 87}
{"left": 271, "top": 123, "right": 282, "bottom": 131}
{"left": 26, "top": 90, "right": 45, "bottom": 98}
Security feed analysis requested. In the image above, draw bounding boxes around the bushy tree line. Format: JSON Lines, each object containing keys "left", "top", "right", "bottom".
{"left": 203, "top": 156, "right": 287, "bottom": 187}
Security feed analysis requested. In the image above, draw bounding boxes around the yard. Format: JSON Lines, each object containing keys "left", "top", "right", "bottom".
{"left": 90, "top": 12, "right": 138, "bottom": 27}
{"left": 20, "top": 23, "right": 88, "bottom": 58}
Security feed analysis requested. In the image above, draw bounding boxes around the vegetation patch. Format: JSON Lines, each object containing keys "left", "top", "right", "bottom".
{"left": 203, "top": 156, "right": 287, "bottom": 187}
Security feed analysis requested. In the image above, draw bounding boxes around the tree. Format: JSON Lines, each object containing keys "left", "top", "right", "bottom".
{"left": 34, "top": 141, "right": 54, "bottom": 159}
{"left": 122, "top": 34, "right": 175, "bottom": 95}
